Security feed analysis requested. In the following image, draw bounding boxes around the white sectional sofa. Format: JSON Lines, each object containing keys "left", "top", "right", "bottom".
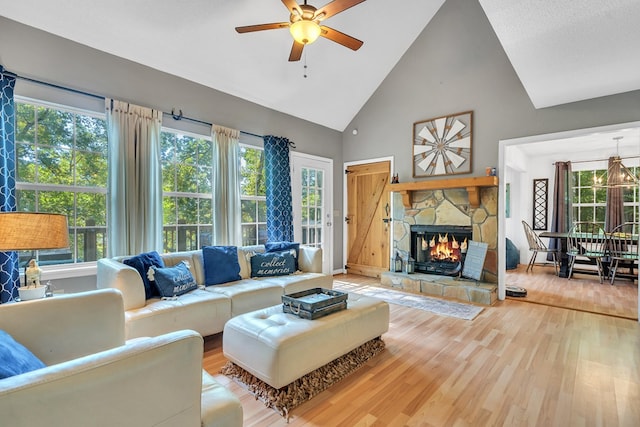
{"left": 0, "top": 289, "right": 242, "bottom": 427}
{"left": 97, "top": 245, "right": 332, "bottom": 339}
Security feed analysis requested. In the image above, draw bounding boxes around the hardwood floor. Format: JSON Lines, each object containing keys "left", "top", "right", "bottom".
{"left": 506, "top": 264, "right": 638, "bottom": 320}
{"left": 203, "top": 273, "right": 640, "bottom": 426}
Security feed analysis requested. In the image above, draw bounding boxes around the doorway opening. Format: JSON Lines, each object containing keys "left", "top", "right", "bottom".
{"left": 498, "top": 121, "right": 640, "bottom": 320}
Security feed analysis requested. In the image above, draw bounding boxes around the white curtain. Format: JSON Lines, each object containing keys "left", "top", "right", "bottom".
{"left": 212, "top": 125, "right": 241, "bottom": 245}
{"left": 106, "top": 99, "right": 163, "bottom": 257}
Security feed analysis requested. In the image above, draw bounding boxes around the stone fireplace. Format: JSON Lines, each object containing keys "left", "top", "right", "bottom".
{"left": 381, "top": 179, "right": 498, "bottom": 305}
{"left": 391, "top": 185, "right": 498, "bottom": 283}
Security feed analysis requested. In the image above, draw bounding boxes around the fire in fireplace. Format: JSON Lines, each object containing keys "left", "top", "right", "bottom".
{"left": 410, "top": 225, "right": 473, "bottom": 275}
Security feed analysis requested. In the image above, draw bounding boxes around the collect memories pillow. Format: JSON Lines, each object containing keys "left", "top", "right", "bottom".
{"left": 202, "top": 246, "right": 241, "bottom": 286}
{"left": 0, "top": 330, "right": 46, "bottom": 380}
{"left": 123, "top": 251, "right": 165, "bottom": 299}
{"left": 265, "top": 241, "right": 300, "bottom": 271}
{"left": 148, "top": 261, "right": 198, "bottom": 298}
{"left": 250, "top": 249, "right": 297, "bottom": 278}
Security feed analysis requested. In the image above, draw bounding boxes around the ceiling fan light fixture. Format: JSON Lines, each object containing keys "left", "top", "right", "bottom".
{"left": 290, "top": 20, "right": 321, "bottom": 45}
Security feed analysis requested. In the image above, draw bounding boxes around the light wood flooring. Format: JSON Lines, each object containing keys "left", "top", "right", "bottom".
{"left": 203, "top": 273, "right": 640, "bottom": 426}
{"left": 506, "top": 263, "right": 638, "bottom": 320}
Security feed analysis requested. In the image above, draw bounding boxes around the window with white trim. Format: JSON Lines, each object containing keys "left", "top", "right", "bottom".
{"left": 240, "top": 145, "right": 266, "bottom": 246}
{"left": 161, "top": 129, "right": 214, "bottom": 252}
{"left": 15, "top": 98, "right": 108, "bottom": 267}
{"left": 571, "top": 163, "right": 639, "bottom": 228}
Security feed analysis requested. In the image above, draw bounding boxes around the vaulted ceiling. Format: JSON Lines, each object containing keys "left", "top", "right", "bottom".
{"left": 1, "top": 0, "right": 639, "bottom": 131}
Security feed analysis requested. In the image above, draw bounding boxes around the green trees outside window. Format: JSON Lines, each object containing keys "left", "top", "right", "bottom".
{"left": 15, "top": 100, "right": 108, "bottom": 267}
{"left": 572, "top": 167, "right": 639, "bottom": 227}
{"left": 14, "top": 99, "right": 270, "bottom": 267}
{"left": 240, "top": 146, "right": 266, "bottom": 246}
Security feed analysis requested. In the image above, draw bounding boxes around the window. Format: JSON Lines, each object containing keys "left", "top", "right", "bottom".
{"left": 240, "top": 145, "right": 266, "bottom": 246}
{"left": 161, "top": 130, "right": 213, "bottom": 252}
{"left": 572, "top": 164, "right": 639, "bottom": 227}
{"left": 15, "top": 98, "right": 108, "bottom": 267}
{"left": 300, "top": 167, "right": 323, "bottom": 247}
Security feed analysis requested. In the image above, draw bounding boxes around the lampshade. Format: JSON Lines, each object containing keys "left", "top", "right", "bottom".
{"left": 290, "top": 20, "right": 321, "bottom": 45}
{"left": 0, "top": 212, "right": 69, "bottom": 251}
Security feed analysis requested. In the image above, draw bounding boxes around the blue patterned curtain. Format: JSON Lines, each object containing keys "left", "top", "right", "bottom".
{"left": 0, "top": 66, "right": 18, "bottom": 303}
{"left": 263, "top": 135, "right": 294, "bottom": 242}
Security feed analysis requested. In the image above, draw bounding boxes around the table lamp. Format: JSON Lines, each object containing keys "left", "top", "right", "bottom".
{"left": 0, "top": 212, "right": 70, "bottom": 300}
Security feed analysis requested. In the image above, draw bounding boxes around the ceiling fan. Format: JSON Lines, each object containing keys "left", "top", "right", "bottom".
{"left": 235, "top": 0, "right": 366, "bottom": 62}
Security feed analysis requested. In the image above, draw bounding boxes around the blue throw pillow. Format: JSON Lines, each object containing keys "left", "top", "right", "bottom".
{"left": 202, "top": 246, "right": 241, "bottom": 286}
{"left": 250, "top": 249, "right": 297, "bottom": 277}
{"left": 123, "top": 251, "right": 165, "bottom": 300}
{"left": 265, "top": 241, "right": 300, "bottom": 270}
{"left": 0, "top": 330, "right": 46, "bottom": 379}
{"left": 149, "top": 261, "right": 198, "bottom": 298}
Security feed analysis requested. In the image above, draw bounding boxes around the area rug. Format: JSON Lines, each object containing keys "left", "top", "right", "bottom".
{"left": 334, "top": 282, "right": 484, "bottom": 320}
{"left": 220, "top": 337, "right": 385, "bottom": 419}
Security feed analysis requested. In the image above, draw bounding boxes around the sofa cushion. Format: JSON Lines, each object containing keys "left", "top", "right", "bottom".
{"left": 202, "top": 246, "right": 241, "bottom": 286}
{"left": 0, "top": 329, "right": 46, "bottom": 379}
{"left": 150, "top": 261, "right": 198, "bottom": 298}
{"left": 123, "top": 251, "right": 165, "bottom": 299}
{"left": 249, "top": 249, "right": 297, "bottom": 277}
{"left": 265, "top": 241, "right": 300, "bottom": 270}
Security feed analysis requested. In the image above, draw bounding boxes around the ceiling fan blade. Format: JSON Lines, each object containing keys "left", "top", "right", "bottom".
{"left": 315, "top": 0, "right": 366, "bottom": 21}
{"left": 319, "top": 26, "right": 363, "bottom": 51}
{"left": 281, "top": 0, "right": 302, "bottom": 15}
{"left": 236, "top": 22, "right": 290, "bottom": 33}
{"left": 289, "top": 41, "right": 304, "bottom": 62}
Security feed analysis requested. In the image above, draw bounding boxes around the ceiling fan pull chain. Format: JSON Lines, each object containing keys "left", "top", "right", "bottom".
{"left": 303, "top": 52, "right": 308, "bottom": 79}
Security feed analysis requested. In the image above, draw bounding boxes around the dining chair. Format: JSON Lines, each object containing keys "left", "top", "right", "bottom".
{"left": 567, "top": 222, "right": 607, "bottom": 283}
{"left": 607, "top": 222, "right": 639, "bottom": 285}
{"left": 521, "top": 220, "right": 558, "bottom": 275}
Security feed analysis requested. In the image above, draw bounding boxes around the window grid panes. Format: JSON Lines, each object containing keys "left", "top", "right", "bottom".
{"left": 301, "top": 167, "right": 323, "bottom": 248}
{"left": 240, "top": 145, "right": 267, "bottom": 246}
{"left": 161, "top": 130, "right": 214, "bottom": 252}
{"left": 15, "top": 99, "right": 108, "bottom": 267}
{"left": 571, "top": 167, "right": 639, "bottom": 228}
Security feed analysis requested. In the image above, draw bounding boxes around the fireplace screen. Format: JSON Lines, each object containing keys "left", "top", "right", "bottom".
{"left": 411, "top": 225, "right": 473, "bottom": 275}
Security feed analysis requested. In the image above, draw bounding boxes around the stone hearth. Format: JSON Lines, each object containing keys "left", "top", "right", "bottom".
{"left": 380, "top": 271, "right": 497, "bottom": 305}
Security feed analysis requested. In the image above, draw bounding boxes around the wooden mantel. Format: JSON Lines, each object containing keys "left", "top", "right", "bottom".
{"left": 386, "top": 176, "right": 498, "bottom": 208}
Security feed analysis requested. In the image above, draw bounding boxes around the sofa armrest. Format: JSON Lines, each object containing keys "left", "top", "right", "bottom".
{"left": 0, "top": 289, "right": 125, "bottom": 365}
{"left": 97, "top": 258, "right": 146, "bottom": 311}
{"left": 299, "top": 246, "right": 323, "bottom": 273}
{"left": 0, "top": 330, "right": 205, "bottom": 427}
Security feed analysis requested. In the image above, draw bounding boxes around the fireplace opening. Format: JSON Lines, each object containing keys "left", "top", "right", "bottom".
{"left": 410, "top": 225, "right": 473, "bottom": 275}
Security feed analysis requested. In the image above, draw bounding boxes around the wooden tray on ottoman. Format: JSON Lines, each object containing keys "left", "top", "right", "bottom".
{"left": 282, "top": 288, "right": 348, "bottom": 320}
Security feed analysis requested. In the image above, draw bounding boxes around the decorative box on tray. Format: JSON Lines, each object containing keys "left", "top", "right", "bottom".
{"left": 282, "top": 288, "right": 348, "bottom": 320}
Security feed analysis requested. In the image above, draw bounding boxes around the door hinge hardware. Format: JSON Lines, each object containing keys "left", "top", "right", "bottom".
{"left": 345, "top": 169, "right": 354, "bottom": 174}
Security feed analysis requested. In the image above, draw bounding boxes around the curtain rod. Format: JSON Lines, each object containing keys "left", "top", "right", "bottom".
{"left": 552, "top": 155, "right": 640, "bottom": 165}
{"left": 13, "top": 73, "right": 264, "bottom": 139}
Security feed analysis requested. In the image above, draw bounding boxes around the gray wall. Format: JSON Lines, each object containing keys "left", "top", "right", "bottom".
{"left": 342, "top": 0, "right": 640, "bottom": 179}
{"left": 0, "top": 16, "right": 344, "bottom": 288}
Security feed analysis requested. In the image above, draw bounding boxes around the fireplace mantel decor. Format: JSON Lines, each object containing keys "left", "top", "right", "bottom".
{"left": 413, "top": 111, "right": 473, "bottom": 178}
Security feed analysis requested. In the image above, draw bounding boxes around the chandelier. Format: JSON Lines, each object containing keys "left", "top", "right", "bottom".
{"left": 592, "top": 137, "right": 639, "bottom": 189}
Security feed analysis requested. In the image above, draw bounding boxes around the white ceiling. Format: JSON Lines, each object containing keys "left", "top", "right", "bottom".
{"left": 1, "top": 0, "right": 639, "bottom": 131}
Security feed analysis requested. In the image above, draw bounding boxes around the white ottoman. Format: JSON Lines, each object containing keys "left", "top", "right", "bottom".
{"left": 222, "top": 293, "right": 389, "bottom": 389}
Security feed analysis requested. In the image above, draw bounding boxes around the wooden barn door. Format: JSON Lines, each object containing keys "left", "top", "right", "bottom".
{"left": 345, "top": 161, "right": 391, "bottom": 277}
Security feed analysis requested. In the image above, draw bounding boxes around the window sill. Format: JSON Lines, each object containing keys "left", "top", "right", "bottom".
{"left": 20, "top": 263, "right": 97, "bottom": 281}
